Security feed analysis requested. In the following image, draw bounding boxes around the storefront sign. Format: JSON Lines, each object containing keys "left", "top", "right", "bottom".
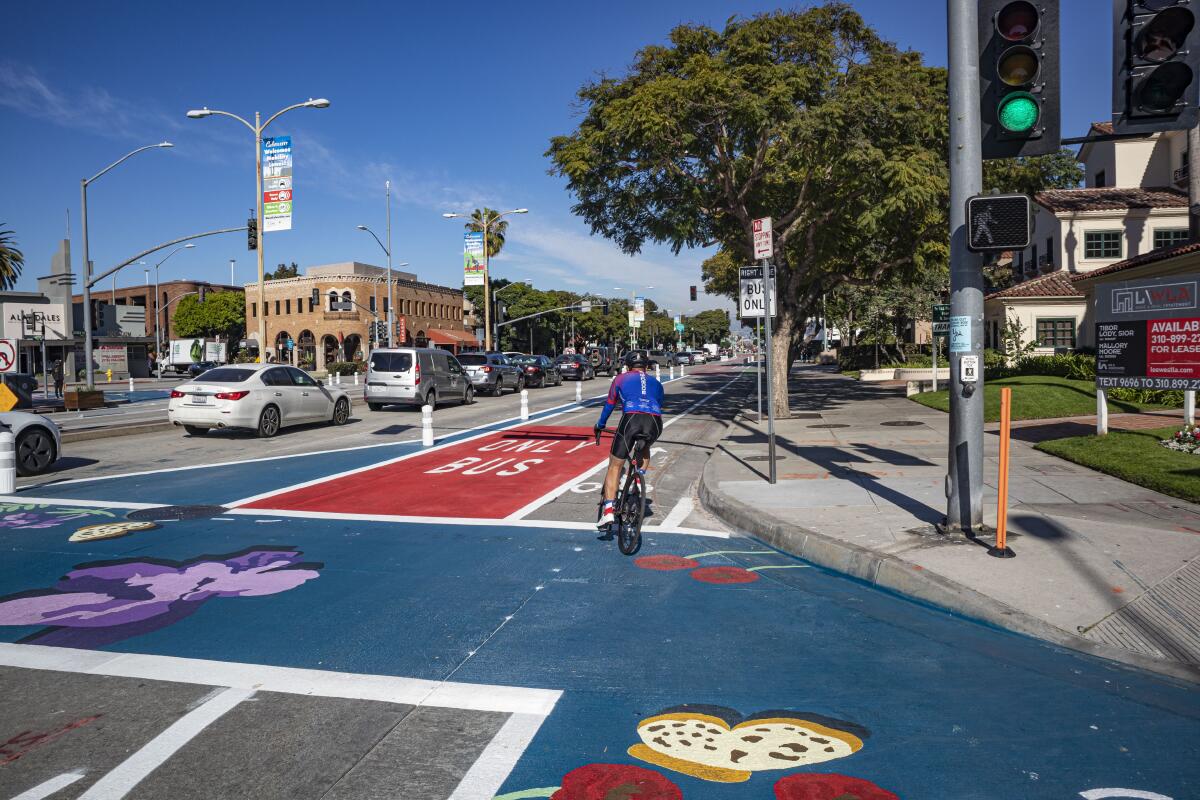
{"left": 1096, "top": 274, "right": 1200, "bottom": 390}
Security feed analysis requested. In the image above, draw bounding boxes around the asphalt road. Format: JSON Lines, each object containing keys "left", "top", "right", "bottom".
{"left": 0, "top": 361, "right": 1196, "bottom": 799}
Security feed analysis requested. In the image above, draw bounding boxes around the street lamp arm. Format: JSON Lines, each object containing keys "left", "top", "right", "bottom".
{"left": 357, "top": 226, "right": 389, "bottom": 258}
{"left": 85, "top": 143, "right": 173, "bottom": 185}
{"left": 89, "top": 226, "right": 248, "bottom": 289}
{"left": 193, "top": 108, "right": 256, "bottom": 133}
{"left": 262, "top": 100, "right": 325, "bottom": 130}
{"left": 154, "top": 244, "right": 194, "bottom": 270}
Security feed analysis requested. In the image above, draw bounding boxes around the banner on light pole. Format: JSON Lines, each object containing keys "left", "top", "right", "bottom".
{"left": 261, "top": 136, "right": 293, "bottom": 232}
{"left": 634, "top": 296, "right": 645, "bottom": 322}
{"left": 463, "top": 232, "right": 485, "bottom": 286}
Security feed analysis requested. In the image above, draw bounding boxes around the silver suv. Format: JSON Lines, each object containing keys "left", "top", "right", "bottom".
{"left": 456, "top": 352, "right": 525, "bottom": 395}
{"left": 365, "top": 348, "right": 474, "bottom": 410}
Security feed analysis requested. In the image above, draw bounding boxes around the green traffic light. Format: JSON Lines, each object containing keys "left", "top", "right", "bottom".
{"left": 998, "top": 92, "right": 1039, "bottom": 133}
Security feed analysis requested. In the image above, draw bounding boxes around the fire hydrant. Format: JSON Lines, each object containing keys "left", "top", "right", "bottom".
{"left": 106, "top": 369, "right": 113, "bottom": 383}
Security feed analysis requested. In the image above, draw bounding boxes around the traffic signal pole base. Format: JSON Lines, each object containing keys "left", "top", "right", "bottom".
{"left": 987, "top": 545, "right": 1017, "bottom": 559}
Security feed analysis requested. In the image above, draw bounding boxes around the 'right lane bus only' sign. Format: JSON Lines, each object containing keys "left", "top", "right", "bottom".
{"left": 1096, "top": 274, "right": 1200, "bottom": 391}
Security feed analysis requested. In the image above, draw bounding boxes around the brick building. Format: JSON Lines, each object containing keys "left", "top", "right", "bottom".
{"left": 247, "top": 262, "right": 475, "bottom": 369}
{"left": 72, "top": 279, "right": 244, "bottom": 352}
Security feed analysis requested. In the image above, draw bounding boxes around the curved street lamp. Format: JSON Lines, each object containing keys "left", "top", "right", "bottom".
{"left": 186, "top": 98, "right": 330, "bottom": 361}
{"left": 442, "top": 208, "right": 528, "bottom": 349}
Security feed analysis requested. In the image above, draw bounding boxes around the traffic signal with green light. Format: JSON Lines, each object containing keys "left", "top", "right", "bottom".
{"left": 1112, "top": 0, "right": 1200, "bottom": 134}
{"left": 978, "top": 0, "right": 1061, "bottom": 159}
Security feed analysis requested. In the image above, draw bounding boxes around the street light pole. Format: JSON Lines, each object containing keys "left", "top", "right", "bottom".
{"left": 149, "top": 243, "right": 196, "bottom": 373}
{"left": 386, "top": 180, "right": 394, "bottom": 347}
{"left": 187, "top": 98, "right": 330, "bottom": 362}
{"left": 442, "top": 208, "right": 528, "bottom": 351}
{"left": 79, "top": 142, "right": 173, "bottom": 388}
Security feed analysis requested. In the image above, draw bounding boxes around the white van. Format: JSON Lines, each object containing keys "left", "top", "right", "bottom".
{"left": 365, "top": 348, "right": 474, "bottom": 410}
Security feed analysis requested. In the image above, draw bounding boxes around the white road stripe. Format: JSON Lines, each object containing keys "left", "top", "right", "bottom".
{"left": 660, "top": 496, "right": 695, "bottom": 529}
{"left": 77, "top": 687, "right": 252, "bottom": 800}
{"left": 448, "top": 712, "right": 547, "bottom": 800}
{"left": 9, "top": 772, "right": 86, "bottom": 800}
{"left": 0, "top": 495, "right": 162, "bottom": 510}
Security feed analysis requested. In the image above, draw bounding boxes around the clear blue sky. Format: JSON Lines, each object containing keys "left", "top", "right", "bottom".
{"left": 2, "top": 0, "right": 1108, "bottom": 316}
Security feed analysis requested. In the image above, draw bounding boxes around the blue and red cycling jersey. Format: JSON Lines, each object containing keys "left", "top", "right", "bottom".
{"left": 597, "top": 369, "right": 664, "bottom": 428}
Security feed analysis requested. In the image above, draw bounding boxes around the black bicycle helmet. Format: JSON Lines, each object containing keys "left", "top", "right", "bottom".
{"left": 624, "top": 351, "right": 650, "bottom": 369}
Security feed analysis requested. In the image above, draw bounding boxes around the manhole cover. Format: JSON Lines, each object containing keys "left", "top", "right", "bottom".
{"left": 744, "top": 455, "right": 786, "bottom": 462}
{"left": 808, "top": 423, "right": 849, "bottom": 429}
{"left": 880, "top": 421, "right": 924, "bottom": 427}
{"left": 127, "top": 505, "right": 228, "bottom": 522}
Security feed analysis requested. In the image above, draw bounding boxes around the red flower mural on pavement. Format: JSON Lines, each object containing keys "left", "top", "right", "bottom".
{"left": 774, "top": 773, "right": 900, "bottom": 800}
{"left": 634, "top": 555, "right": 699, "bottom": 571}
{"left": 690, "top": 565, "right": 760, "bottom": 584}
{"left": 551, "top": 763, "right": 682, "bottom": 800}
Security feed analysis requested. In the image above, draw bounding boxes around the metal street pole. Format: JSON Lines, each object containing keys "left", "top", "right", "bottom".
{"left": 229, "top": 258, "right": 235, "bottom": 286}
{"left": 756, "top": 316, "right": 762, "bottom": 422}
{"left": 386, "top": 180, "right": 394, "bottom": 347}
{"left": 483, "top": 220, "right": 492, "bottom": 351}
{"left": 1190, "top": 124, "right": 1200, "bottom": 242}
{"left": 946, "top": 0, "right": 985, "bottom": 532}
{"left": 762, "top": 259, "right": 777, "bottom": 484}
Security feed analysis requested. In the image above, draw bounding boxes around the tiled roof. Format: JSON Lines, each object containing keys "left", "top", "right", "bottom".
{"left": 986, "top": 272, "right": 1084, "bottom": 301}
{"left": 1073, "top": 241, "right": 1200, "bottom": 284}
{"left": 1034, "top": 187, "right": 1187, "bottom": 213}
{"left": 1090, "top": 121, "right": 1114, "bottom": 135}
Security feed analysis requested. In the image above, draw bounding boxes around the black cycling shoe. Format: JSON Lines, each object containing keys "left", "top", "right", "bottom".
{"left": 596, "top": 526, "right": 615, "bottom": 541}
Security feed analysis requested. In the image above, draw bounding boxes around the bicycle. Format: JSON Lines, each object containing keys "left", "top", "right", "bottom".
{"left": 595, "top": 426, "right": 648, "bottom": 555}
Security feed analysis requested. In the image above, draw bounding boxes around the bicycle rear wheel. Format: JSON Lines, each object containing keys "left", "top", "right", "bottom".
{"left": 617, "top": 470, "right": 646, "bottom": 555}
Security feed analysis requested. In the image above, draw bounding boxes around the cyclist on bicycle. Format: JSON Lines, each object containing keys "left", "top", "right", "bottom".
{"left": 594, "top": 351, "right": 664, "bottom": 530}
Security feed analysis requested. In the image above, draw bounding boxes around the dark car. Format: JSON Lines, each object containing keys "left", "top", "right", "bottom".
{"left": 554, "top": 354, "right": 594, "bottom": 381}
{"left": 584, "top": 346, "right": 615, "bottom": 376}
{"left": 187, "top": 361, "right": 219, "bottom": 378}
{"left": 511, "top": 355, "right": 562, "bottom": 388}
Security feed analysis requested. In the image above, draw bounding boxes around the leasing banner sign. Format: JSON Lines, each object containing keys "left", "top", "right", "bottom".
{"left": 1096, "top": 274, "right": 1200, "bottom": 391}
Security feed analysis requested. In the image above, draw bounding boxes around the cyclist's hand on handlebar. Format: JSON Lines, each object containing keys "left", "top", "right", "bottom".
{"left": 593, "top": 425, "right": 604, "bottom": 445}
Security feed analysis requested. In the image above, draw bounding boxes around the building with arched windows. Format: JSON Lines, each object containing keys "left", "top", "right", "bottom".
{"left": 246, "top": 261, "right": 476, "bottom": 370}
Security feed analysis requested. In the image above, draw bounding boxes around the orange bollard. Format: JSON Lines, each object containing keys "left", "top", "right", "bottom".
{"left": 989, "top": 386, "right": 1016, "bottom": 558}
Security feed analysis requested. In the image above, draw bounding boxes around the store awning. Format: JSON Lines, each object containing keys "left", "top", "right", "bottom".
{"left": 426, "top": 329, "right": 479, "bottom": 347}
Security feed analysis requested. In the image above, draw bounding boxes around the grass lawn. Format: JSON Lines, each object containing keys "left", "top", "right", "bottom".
{"left": 840, "top": 370, "right": 861, "bottom": 380}
{"left": 909, "top": 375, "right": 1175, "bottom": 422}
{"left": 1036, "top": 426, "right": 1200, "bottom": 504}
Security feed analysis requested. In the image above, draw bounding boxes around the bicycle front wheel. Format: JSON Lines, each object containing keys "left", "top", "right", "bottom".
{"left": 617, "top": 470, "right": 646, "bottom": 555}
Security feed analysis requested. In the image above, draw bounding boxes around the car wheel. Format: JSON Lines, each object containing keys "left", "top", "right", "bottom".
{"left": 183, "top": 425, "right": 209, "bottom": 437}
{"left": 331, "top": 397, "right": 350, "bottom": 426}
{"left": 257, "top": 405, "right": 281, "bottom": 438}
{"left": 426, "top": 390, "right": 437, "bottom": 409}
{"left": 367, "top": 402, "right": 383, "bottom": 411}
{"left": 463, "top": 385, "right": 475, "bottom": 405}
{"left": 493, "top": 379, "right": 502, "bottom": 396}
{"left": 516, "top": 375, "right": 525, "bottom": 392}
{"left": 15, "top": 427, "right": 56, "bottom": 476}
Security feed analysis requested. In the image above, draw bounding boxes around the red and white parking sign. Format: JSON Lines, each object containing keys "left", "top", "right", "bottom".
{"left": 753, "top": 217, "right": 773, "bottom": 260}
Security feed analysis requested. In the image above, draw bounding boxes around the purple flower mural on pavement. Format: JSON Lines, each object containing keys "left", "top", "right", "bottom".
{"left": 0, "top": 548, "right": 322, "bottom": 648}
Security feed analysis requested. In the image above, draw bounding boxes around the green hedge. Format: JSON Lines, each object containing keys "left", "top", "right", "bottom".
{"left": 326, "top": 361, "right": 363, "bottom": 376}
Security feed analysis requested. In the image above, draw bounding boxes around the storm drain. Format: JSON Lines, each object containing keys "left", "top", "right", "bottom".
{"left": 128, "top": 505, "right": 229, "bottom": 522}
{"left": 808, "top": 424, "right": 850, "bottom": 429}
{"left": 880, "top": 421, "right": 925, "bottom": 427}
{"left": 1082, "top": 559, "right": 1200, "bottom": 665}
{"left": 791, "top": 413, "right": 821, "bottom": 419}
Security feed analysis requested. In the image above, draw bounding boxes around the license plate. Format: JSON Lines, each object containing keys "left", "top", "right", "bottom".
{"left": 190, "top": 394, "right": 208, "bottom": 404}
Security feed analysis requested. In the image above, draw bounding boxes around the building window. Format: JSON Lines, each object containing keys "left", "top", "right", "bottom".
{"left": 275, "top": 300, "right": 281, "bottom": 316}
{"left": 328, "top": 290, "right": 338, "bottom": 311}
{"left": 297, "top": 297, "right": 304, "bottom": 313}
{"left": 264, "top": 301, "right": 269, "bottom": 317}
{"left": 369, "top": 296, "right": 376, "bottom": 313}
{"left": 341, "top": 291, "right": 352, "bottom": 311}
{"left": 1084, "top": 230, "right": 1122, "bottom": 259}
{"left": 251, "top": 302, "right": 257, "bottom": 318}
{"left": 1031, "top": 243, "right": 1038, "bottom": 268}
{"left": 285, "top": 299, "right": 291, "bottom": 315}
{"left": 1095, "top": 169, "right": 1106, "bottom": 188}
{"left": 1036, "top": 318, "right": 1076, "bottom": 350}
{"left": 1154, "top": 228, "right": 1189, "bottom": 250}
{"left": 383, "top": 298, "right": 389, "bottom": 314}
{"left": 1044, "top": 237, "right": 1052, "bottom": 266}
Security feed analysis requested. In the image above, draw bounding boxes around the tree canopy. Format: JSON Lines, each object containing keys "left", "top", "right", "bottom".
{"left": 173, "top": 290, "right": 246, "bottom": 339}
{"left": 265, "top": 262, "right": 299, "bottom": 281}
{"left": 0, "top": 226, "right": 24, "bottom": 291}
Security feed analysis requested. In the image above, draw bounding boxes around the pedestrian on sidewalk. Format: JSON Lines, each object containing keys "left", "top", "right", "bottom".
{"left": 51, "top": 359, "right": 64, "bottom": 398}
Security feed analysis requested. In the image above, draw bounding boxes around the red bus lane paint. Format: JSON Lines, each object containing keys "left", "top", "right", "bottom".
{"left": 241, "top": 427, "right": 608, "bottom": 519}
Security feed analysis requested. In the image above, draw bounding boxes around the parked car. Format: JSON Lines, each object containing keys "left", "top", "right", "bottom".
{"left": 584, "top": 346, "right": 615, "bottom": 376}
{"left": 647, "top": 350, "right": 674, "bottom": 368}
{"left": 365, "top": 347, "right": 473, "bottom": 410}
{"left": 554, "top": 354, "right": 594, "bottom": 381}
{"left": 503, "top": 351, "right": 528, "bottom": 360}
{"left": 690, "top": 350, "right": 709, "bottom": 364}
{"left": 674, "top": 351, "right": 695, "bottom": 366}
{"left": 168, "top": 364, "right": 351, "bottom": 438}
{"left": 457, "top": 352, "right": 524, "bottom": 396}
{"left": 511, "top": 355, "right": 562, "bottom": 388}
{"left": 0, "top": 411, "right": 62, "bottom": 476}
{"left": 186, "top": 360, "right": 219, "bottom": 378}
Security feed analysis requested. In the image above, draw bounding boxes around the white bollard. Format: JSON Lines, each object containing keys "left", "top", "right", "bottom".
{"left": 422, "top": 404, "right": 434, "bottom": 446}
{"left": 354, "top": 372, "right": 359, "bottom": 386}
{"left": 520, "top": 389, "right": 529, "bottom": 420}
{"left": 669, "top": 365, "right": 675, "bottom": 380}
{"left": 335, "top": 372, "right": 341, "bottom": 385}
{"left": 655, "top": 364, "right": 661, "bottom": 380}
{"left": 575, "top": 381, "right": 582, "bottom": 403}
{"left": 1187, "top": 389, "right": 1196, "bottom": 426}
{"left": 681, "top": 363, "right": 686, "bottom": 378}
{"left": 1097, "top": 388, "right": 1109, "bottom": 436}
{"left": 0, "top": 429, "right": 14, "bottom": 494}
{"left": 128, "top": 377, "right": 135, "bottom": 392}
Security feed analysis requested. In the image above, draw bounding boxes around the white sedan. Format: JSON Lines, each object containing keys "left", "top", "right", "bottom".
{"left": 168, "top": 364, "right": 352, "bottom": 438}
{"left": 0, "top": 411, "right": 63, "bottom": 476}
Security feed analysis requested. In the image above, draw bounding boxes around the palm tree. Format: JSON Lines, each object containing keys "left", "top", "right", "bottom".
{"left": 465, "top": 208, "right": 508, "bottom": 258}
{"left": 0, "top": 226, "right": 24, "bottom": 290}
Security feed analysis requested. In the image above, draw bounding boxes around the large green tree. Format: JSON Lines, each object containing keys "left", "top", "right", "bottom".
{"left": 0, "top": 226, "right": 24, "bottom": 291}
{"left": 173, "top": 290, "right": 246, "bottom": 340}
{"left": 548, "top": 5, "right": 951, "bottom": 414}
{"left": 265, "top": 262, "right": 299, "bottom": 281}
{"left": 684, "top": 309, "right": 733, "bottom": 346}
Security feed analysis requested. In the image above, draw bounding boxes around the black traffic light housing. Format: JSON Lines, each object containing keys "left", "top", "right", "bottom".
{"left": 979, "top": 0, "right": 1061, "bottom": 159}
{"left": 247, "top": 217, "right": 258, "bottom": 251}
{"left": 1112, "top": 0, "right": 1200, "bottom": 134}
{"left": 690, "top": 285, "right": 698, "bottom": 302}
{"left": 311, "top": 288, "right": 319, "bottom": 308}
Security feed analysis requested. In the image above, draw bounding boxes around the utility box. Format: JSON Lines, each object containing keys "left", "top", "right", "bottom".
{"left": 1, "top": 373, "right": 37, "bottom": 409}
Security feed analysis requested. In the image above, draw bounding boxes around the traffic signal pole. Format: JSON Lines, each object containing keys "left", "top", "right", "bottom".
{"left": 946, "top": 0, "right": 986, "bottom": 532}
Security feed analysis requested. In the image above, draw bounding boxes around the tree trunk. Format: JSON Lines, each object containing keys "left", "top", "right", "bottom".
{"left": 768, "top": 303, "right": 795, "bottom": 418}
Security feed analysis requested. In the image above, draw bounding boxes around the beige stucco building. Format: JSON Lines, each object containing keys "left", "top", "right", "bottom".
{"left": 247, "top": 262, "right": 476, "bottom": 369}
{"left": 984, "top": 272, "right": 1085, "bottom": 354}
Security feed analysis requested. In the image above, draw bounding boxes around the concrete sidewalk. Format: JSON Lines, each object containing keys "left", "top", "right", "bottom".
{"left": 700, "top": 365, "right": 1200, "bottom": 683}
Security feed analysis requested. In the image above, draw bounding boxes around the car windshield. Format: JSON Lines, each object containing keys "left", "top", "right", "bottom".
{"left": 193, "top": 368, "right": 255, "bottom": 383}
{"left": 511, "top": 356, "right": 538, "bottom": 365}
{"left": 457, "top": 354, "right": 488, "bottom": 365}
{"left": 370, "top": 352, "right": 413, "bottom": 372}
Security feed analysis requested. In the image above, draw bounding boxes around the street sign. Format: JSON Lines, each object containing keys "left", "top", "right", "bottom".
{"left": 967, "top": 194, "right": 1032, "bottom": 252}
{"left": 261, "top": 136, "right": 293, "bottom": 232}
{"left": 0, "top": 339, "right": 16, "bottom": 373}
{"left": 463, "top": 232, "right": 485, "bottom": 286}
{"left": 960, "top": 354, "right": 980, "bottom": 383}
{"left": 0, "top": 383, "right": 16, "bottom": 412}
{"left": 932, "top": 303, "right": 950, "bottom": 337}
{"left": 580, "top": 300, "right": 592, "bottom": 313}
{"left": 738, "top": 265, "right": 777, "bottom": 318}
{"left": 752, "top": 217, "right": 773, "bottom": 260}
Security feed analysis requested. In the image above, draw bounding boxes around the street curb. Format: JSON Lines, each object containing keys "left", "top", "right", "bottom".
{"left": 61, "top": 421, "right": 174, "bottom": 444}
{"left": 697, "top": 436, "right": 1200, "bottom": 686}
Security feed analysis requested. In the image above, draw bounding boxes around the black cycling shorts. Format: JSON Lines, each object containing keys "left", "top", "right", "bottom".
{"left": 611, "top": 412, "right": 662, "bottom": 460}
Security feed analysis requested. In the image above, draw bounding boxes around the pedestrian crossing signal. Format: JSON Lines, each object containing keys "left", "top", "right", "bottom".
{"left": 967, "top": 194, "right": 1031, "bottom": 252}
